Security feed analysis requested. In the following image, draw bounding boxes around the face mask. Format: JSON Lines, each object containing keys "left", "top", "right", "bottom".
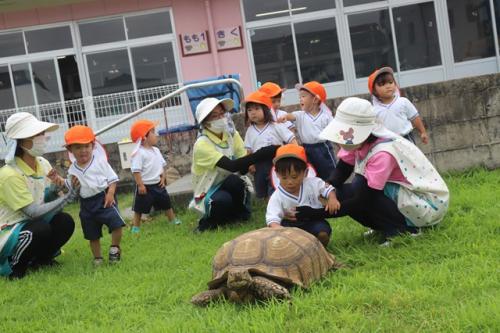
{"left": 208, "top": 118, "right": 228, "bottom": 134}
{"left": 22, "top": 135, "right": 48, "bottom": 157}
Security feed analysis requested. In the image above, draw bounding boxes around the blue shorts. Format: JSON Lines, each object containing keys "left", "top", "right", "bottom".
{"left": 254, "top": 160, "right": 274, "bottom": 199}
{"left": 282, "top": 219, "right": 332, "bottom": 237}
{"left": 303, "top": 142, "right": 337, "bottom": 181}
{"left": 79, "top": 192, "right": 125, "bottom": 241}
{"left": 132, "top": 183, "right": 172, "bottom": 214}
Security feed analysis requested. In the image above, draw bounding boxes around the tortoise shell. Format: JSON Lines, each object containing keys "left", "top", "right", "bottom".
{"left": 208, "top": 227, "right": 336, "bottom": 289}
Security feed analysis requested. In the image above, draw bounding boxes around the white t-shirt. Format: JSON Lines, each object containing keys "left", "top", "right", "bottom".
{"left": 68, "top": 154, "right": 119, "bottom": 199}
{"left": 130, "top": 146, "right": 167, "bottom": 185}
{"left": 373, "top": 96, "right": 419, "bottom": 136}
{"left": 265, "top": 177, "right": 334, "bottom": 225}
{"left": 292, "top": 108, "right": 333, "bottom": 144}
{"left": 271, "top": 108, "right": 294, "bottom": 129}
{"left": 244, "top": 123, "right": 295, "bottom": 153}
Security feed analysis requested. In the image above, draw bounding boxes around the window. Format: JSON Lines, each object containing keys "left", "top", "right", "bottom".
{"left": 295, "top": 18, "right": 343, "bottom": 82}
{"left": 25, "top": 26, "right": 72, "bottom": 53}
{"left": 393, "top": 2, "right": 441, "bottom": 70}
{"left": 12, "top": 63, "right": 34, "bottom": 107}
{"left": 87, "top": 49, "right": 133, "bottom": 96}
{"left": 243, "top": 0, "right": 289, "bottom": 21}
{"left": 0, "top": 66, "right": 15, "bottom": 110}
{"left": 79, "top": 19, "right": 126, "bottom": 46}
{"left": 348, "top": 10, "right": 396, "bottom": 77}
{"left": 343, "top": 0, "right": 381, "bottom": 6}
{"left": 0, "top": 32, "right": 25, "bottom": 57}
{"left": 250, "top": 25, "right": 298, "bottom": 88}
{"left": 290, "top": 0, "right": 335, "bottom": 13}
{"left": 32, "top": 60, "right": 61, "bottom": 104}
{"left": 125, "top": 12, "right": 172, "bottom": 39}
{"left": 131, "top": 43, "right": 178, "bottom": 89}
{"left": 447, "top": 0, "right": 495, "bottom": 62}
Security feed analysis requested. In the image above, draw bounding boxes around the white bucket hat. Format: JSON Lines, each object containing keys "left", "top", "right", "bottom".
{"left": 5, "top": 112, "right": 58, "bottom": 139}
{"left": 195, "top": 98, "right": 234, "bottom": 124}
{"left": 319, "top": 97, "right": 377, "bottom": 145}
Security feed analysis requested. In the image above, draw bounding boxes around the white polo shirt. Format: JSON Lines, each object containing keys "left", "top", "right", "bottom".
{"left": 265, "top": 177, "right": 334, "bottom": 225}
{"left": 271, "top": 108, "right": 294, "bottom": 129}
{"left": 373, "top": 96, "right": 419, "bottom": 136}
{"left": 292, "top": 108, "right": 333, "bottom": 144}
{"left": 130, "top": 146, "right": 167, "bottom": 185}
{"left": 244, "top": 123, "right": 295, "bottom": 153}
{"left": 68, "top": 154, "right": 119, "bottom": 199}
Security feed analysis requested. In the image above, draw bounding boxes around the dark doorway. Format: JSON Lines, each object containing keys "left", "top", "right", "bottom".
{"left": 58, "top": 55, "right": 86, "bottom": 127}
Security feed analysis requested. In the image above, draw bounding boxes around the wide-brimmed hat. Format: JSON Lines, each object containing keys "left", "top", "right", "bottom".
{"left": 319, "top": 97, "right": 377, "bottom": 145}
{"left": 259, "top": 82, "right": 286, "bottom": 98}
{"left": 242, "top": 90, "right": 273, "bottom": 110}
{"left": 368, "top": 67, "right": 394, "bottom": 94}
{"left": 273, "top": 143, "right": 308, "bottom": 164}
{"left": 64, "top": 125, "right": 96, "bottom": 146}
{"left": 295, "top": 81, "right": 327, "bottom": 103}
{"left": 5, "top": 112, "right": 58, "bottom": 139}
{"left": 195, "top": 97, "right": 234, "bottom": 124}
{"left": 130, "top": 119, "right": 159, "bottom": 142}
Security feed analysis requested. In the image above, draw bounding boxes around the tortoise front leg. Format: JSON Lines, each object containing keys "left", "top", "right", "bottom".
{"left": 251, "top": 276, "right": 291, "bottom": 301}
{"left": 191, "top": 287, "right": 227, "bottom": 306}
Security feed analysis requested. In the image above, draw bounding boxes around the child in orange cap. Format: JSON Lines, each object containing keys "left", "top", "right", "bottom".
{"left": 65, "top": 125, "right": 125, "bottom": 266}
{"left": 278, "top": 81, "right": 336, "bottom": 181}
{"left": 130, "top": 119, "right": 181, "bottom": 234}
{"left": 243, "top": 91, "right": 297, "bottom": 199}
{"left": 265, "top": 144, "right": 340, "bottom": 247}
{"left": 259, "top": 82, "right": 294, "bottom": 130}
{"left": 368, "top": 67, "right": 428, "bottom": 144}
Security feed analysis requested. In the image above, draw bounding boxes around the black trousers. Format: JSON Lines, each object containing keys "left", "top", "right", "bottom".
{"left": 10, "top": 212, "right": 75, "bottom": 278}
{"left": 198, "top": 175, "right": 250, "bottom": 231}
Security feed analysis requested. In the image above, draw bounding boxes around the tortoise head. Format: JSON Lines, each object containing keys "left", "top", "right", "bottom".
{"left": 226, "top": 269, "right": 255, "bottom": 303}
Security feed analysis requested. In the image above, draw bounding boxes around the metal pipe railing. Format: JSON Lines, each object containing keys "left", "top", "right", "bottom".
{"left": 95, "top": 78, "right": 244, "bottom": 136}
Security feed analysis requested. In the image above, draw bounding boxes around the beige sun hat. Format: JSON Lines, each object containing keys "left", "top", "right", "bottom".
{"left": 195, "top": 98, "right": 234, "bottom": 124}
{"left": 5, "top": 112, "right": 58, "bottom": 139}
{"left": 319, "top": 97, "right": 377, "bottom": 145}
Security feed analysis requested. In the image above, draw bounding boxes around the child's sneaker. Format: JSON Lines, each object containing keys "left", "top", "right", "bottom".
{"left": 131, "top": 226, "right": 140, "bottom": 234}
{"left": 172, "top": 218, "right": 182, "bottom": 225}
{"left": 93, "top": 257, "right": 104, "bottom": 267}
{"left": 109, "top": 246, "right": 121, "bottom": 264}
{"left": 363, "top": 229, "right": 376, "bottom": 238}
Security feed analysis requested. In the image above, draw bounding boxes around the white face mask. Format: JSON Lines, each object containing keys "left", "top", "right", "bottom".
{"left": 208, "top": 118, "right": 228, "bottom": 134}
{"left": 22, "top": 135, "right": 48, "bottom": 157}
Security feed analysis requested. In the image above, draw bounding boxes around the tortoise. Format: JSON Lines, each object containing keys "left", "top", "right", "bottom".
{"left": 191, "top": 227, "right": 341, "bottom": 306}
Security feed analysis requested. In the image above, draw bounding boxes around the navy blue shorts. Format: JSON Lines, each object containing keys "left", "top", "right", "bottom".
{"left": 254, "top": 160, "right": 274, "bottom": 198}
{"left": 79, "top": 192, "right": 126, "bottom": 241}
{"left": 282, "top": 219, "right": 332, "bottom": 237}
{"left": 132, "top": 183, "right": 172, "bottom": 214}
{"left": 303, "top": 142, "right": 337, "bottom": 181}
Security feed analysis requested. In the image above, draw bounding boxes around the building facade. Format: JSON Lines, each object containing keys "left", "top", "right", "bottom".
{"left": 0, "top": 0, "right": 499, "bottom": 153}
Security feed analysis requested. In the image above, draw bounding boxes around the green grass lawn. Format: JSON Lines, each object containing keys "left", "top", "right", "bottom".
{"left": 1, "top": 169, "right": 499, "bottom": 332}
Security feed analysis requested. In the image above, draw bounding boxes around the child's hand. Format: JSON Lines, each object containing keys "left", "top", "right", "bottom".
{"left": 248, "top": 165, "right": 256, "bottom": 174}
{"left": 138, "top": 184, "right": 147, "bottom": 195}
{"left": 277, "top": 116, "right": 287, "bottom": 123}
{"left": 47, "top": 169, "right": 65, "bottom": 187}
{"left": 325, "top": 192, "right": 341, "bottom": 215}
{"left": 420, "top": 132, "right": 429, "bottom": 144}
{"left": 104, "top": 192, "right": 115, "bottom": 208}
{"left": 268, "top": 222, "right": 282, "bottom": 228}
{"left": 159, "top": 175, "right": 167, "bottom": 188}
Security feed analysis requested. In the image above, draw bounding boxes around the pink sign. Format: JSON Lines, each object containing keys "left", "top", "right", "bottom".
{"left": 179, "top": 31, "right": 210, "bottom": 56}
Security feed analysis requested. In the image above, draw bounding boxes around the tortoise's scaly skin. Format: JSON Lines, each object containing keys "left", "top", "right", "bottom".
{"left": 191, "top": 227, "right": 338, "bottom": 306}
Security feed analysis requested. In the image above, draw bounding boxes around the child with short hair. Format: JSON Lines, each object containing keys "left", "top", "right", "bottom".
{"left": 259, "top": 82, "right": 294, "bottom": 130}
{"left": 64, "top": 125, "right": 125, "bottom": 266}
{"left": 243, "top": 91, "right": 297, "bottom": 199}
{"left": 266, "top": 144, "right": 340, "bottom": 247}
{"left": 130, "top": 120, "right": 181, "bottom": 234}
{"left": 278, "top": 81, "right": 336, "bottom": 181}
{"left": 368, "top": 67, "right": 429, "bottom": 144}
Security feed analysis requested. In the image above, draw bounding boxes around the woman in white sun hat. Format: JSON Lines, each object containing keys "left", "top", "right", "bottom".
{"left": 295, "top": 97, "right": 449, "bottom": 246}
{"left": 190, "top": 97, "right": 278, "bottom": 232}
{"left": 0, "top": 112, "right": 79, "bottom": 279}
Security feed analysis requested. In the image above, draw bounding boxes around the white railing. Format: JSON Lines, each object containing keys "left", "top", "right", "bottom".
{"left": 0, "top": 83, "right": 192, "bottom": 155}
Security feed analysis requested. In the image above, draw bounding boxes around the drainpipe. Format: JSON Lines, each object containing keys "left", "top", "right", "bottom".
{"left": 205, "top": 0, "right": 221, "bottom": 76}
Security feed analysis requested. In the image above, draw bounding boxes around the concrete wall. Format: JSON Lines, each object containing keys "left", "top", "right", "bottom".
{"left": 27, "top": 72, "right": 500, "bottom": 190}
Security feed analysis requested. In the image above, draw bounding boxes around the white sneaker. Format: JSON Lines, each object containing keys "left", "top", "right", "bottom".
{"left": 379, "top": 240, "right": 392, "bottom": 247}
{"left": 363, "top": 229, "right": 376, "bottom": 237}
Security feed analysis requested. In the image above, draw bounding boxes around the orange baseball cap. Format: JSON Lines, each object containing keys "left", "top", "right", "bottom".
{"left": 367, "top": 67, "right": 394, "bottom": 94}
{"left": 64, "top": 125, "right": 95, "bottom": 146}
{"left": 273, "top": 144, "right": 308, "bottom": 164}
{"left": 295, "top": 81, "right": 327, "bottom": 103}
{"left": 259, "top": 82, "right": 285, "bottom": 98}
{"left": 130, "top": 119, "right": 159, "bottom": 142}
{"left": 242, "top": 90, "right": 273, "bottom": 110}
